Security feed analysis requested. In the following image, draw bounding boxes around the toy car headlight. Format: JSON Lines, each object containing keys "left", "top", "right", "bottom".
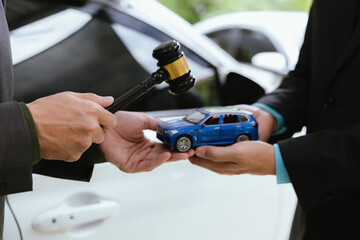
{"left": 165, "top": 130, "right": 178, "bottom": 135}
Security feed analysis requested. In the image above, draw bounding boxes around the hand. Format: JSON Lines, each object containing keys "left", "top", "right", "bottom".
{"left": 27, "top": 92, "right": 117, "bottom": 161}
{"left": 232, "top": 104, "right": 277, "bottom": 141}
{"left": 189, "top": 141, "right": 275, "bottom": 175}
{"left": 100, "top": 111, "right": 194, "bottom": 173}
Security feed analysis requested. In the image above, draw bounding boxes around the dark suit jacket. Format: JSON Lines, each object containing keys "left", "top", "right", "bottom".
{"left": 0, "top": 0, "right": 94, "bottom": 196}
{"left": 258, "top": 0, "right": 360, "bottom": 239}
{"left": 0, "top": 0, "right": 33, "bottom": 196}
{"left": 0, "top": 2, "right": 95, "bottom": 235}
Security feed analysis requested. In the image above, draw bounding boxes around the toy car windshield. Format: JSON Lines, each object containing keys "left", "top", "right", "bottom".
{"left": 184, "top": 110, "right": 206, "bottom": 124}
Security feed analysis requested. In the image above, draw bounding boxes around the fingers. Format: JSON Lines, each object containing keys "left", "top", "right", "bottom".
{"left": 122, "top": 145, "right": 172, "bottom": 173}
{"left": 114, "top": 111, "right": 161, "bottom": 131}
{"left": 189, "top": 156, "right": 235, "bottom": 174}
{"left": 195, "top": 146, "right": 230, "bottom": 162}
{"left": 167, "top": 149, "right": 195, "bottom": 162}
{"left": 145, "top": 114, "right": 162, "bottom": 131}
{"left": 140, "top": 145, "right": 194, "bottom": 171}
{"left": 70, "top": 92, "right": 114, "bottom": 108}
{"left": 232, "top": 104, "right": 277, "bottom": 142}
{"left": 141, "top": 151, "right": 172, "bottom": 172}
{"left": 133, "top": 112, "right": 162, "bottom": 131}
{"left": 190, "top": 141, "right": 276, "bottom": 175}
{"left": 231, "top": 104, "right": 258, "bottom": 113}
{"left": 91, "top": 126, "right": 105, "bottom": 144}
{"left": 71, "top": 92, "right": 117, "bottom": 130}
{"left": 27, "top": 91, "right": 119, "bottom": 162}
{"left": 97, "top": 106, "right": 117, "bottom": 130}
{"left": 189, "top": 145, "right": 242, "bottom": 174}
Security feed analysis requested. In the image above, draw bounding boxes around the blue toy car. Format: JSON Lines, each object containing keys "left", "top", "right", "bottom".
{"left": 156, "top": 107, "right": 259, "bottom": 152}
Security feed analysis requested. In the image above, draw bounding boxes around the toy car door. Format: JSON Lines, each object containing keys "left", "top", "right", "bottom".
{"left": 220, "top": 114, "right": 242, "bottom": 142}
{"left": 197, "top": 114, "right": 221, "bottom": 144}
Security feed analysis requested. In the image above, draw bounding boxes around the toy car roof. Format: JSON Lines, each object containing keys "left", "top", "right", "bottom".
{"left": 199, "top": 107, "right": 251, "bottom": 115}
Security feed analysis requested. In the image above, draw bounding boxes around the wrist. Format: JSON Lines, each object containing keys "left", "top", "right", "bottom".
{"left": 20, "top": 102, "right": 41, "bottom": 165}
{"left": 252, "top": 141, "right": 276, "bottom": 175}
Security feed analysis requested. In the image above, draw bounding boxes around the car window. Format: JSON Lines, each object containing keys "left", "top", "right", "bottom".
{"left": 206, "top": 28, "right": 277, "bottom": 63}
{"left": 223, "top": 114, "right": 240, "bottom": 124}
{"left": 239, "top": 114, "right": 249, "bottom": 122}
{"left": 204, "top": 115, "right": 220, "bottom": 125}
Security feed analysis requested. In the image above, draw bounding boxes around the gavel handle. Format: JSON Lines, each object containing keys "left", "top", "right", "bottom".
{"left": 106, "top": 70, "right": 168, "bottom": 113}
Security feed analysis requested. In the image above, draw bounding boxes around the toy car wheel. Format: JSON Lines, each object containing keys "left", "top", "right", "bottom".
{"left": 236, "top": 134, "right": 250, "bottom": 142}
{"left": 175, "top": 135, "right": 192, "bottom": 152}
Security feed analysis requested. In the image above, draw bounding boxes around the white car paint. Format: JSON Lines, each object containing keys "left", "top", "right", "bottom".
{"left": 194, "top": 11, "right": 309, "bottom": 73}
{"left": 4, "top": 116, "right": 297, "bottom": 240}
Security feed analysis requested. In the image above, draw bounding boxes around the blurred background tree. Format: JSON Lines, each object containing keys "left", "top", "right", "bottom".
{"left": 158, "top": 0, "right": 312, "bottom": 24}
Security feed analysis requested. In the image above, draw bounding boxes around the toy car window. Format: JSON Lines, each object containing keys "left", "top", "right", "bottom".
{"left": 223, "top": 114, "right": 240, "bottom": 124}
{"left": 204, "top": 115, "right": 220, "bottom": 125}
{"left": 185, "top": 110, "right": 206, "bottom": 124}
{"left": 239, "top": 115, "right": 249, "bottom": 122}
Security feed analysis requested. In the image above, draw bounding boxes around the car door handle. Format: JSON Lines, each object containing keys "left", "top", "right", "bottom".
{"left": 32, "top": 193, "right": 121, "bottom": 233}
{"left": 214, "top": 127, "right": 220, "bottom": 130}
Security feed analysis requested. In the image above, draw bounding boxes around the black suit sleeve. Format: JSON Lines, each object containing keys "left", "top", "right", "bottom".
{"left": 257, "top": 4, "right": 360, "bottom": 210}
{"left": 277, "top": 122, "right": 360, "bottom": 210}
{"left": 32, "top": 144, "right": 105, "bottom": 182}
{"left": 32, "top": 159, "right": 94, "bottom": 182}
{"left": 0, "top": 102, "right": 33, "bottom": 195}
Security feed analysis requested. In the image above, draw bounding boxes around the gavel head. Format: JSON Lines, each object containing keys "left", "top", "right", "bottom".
{"left": 152, "top": 40, "right": 195, "bottom": 95}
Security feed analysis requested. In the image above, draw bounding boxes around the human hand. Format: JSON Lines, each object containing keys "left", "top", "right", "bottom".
{"left": 100, "top": 111, "right": 194, "bottom": 173}
{"left": 189, "top": 141, "right": 275, "bottom": 175}
{"left": 27, "top": 92, "right": 117, "bottom": 161}
{"left": 232, "top": 104, "right": 277, "bottom": 141}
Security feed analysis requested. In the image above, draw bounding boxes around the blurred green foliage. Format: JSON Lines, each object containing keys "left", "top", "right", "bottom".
{"left": 158, "top": 0, "right": 312, "bottom": 24}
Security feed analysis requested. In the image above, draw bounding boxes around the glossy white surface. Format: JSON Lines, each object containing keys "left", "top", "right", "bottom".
{"left": 10, "top": 9, "right": 91, "bottom": 65}
{"left": 5, "top": 128, "right": 297, "bottom": 240}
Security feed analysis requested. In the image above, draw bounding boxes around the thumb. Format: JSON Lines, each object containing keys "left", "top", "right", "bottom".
{"left": 195, "top": 146, "right": 228, "bottom": 162}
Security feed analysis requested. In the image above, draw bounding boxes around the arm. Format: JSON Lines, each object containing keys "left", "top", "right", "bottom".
{"left": 35, "top": 111, "right": 195, "bottom": 180}
{"left": 0, "top": 102, "right": 33, "bottom": 195}
{"left": 189, "top": 122, "right": 360, "bottom": 210}
{"left": 191, "top": 2, "right": 360, "bottom": 210}
{"left": 278, "top": 122, "right": 360, "bottom": 210}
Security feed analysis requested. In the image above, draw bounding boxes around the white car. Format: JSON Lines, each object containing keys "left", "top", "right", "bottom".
{"left": 5, "top": 1, "right": 296, "bottom": 240}
{"left": 194, "top": 11, "right": 309, "bottom": 74}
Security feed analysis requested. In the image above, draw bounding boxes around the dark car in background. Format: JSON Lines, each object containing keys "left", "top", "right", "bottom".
{"left": 8, "top": 0, "right": 283, "bottom": 111}
{"left": 4, "top": 1, "right": 296, "bottom": 240}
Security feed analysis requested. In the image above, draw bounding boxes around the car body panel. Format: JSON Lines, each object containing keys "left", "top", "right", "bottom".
{"left": 4, "top": 154, "right": 297, "bottom": 240}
